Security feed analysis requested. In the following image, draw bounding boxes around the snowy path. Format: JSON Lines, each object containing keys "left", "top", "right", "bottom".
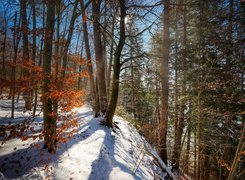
{"left": 0, "top": 104, "right": 170, "bottom": 180}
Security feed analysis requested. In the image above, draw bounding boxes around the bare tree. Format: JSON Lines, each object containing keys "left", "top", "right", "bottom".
{"left": 80, "top": 0, "right": 97, "bottom": 113}
{"left": 11, "top": 12, "right": 21, "bottom": 119}
{"left": 92, "top": 0, "right": 107, "bottom": 114}
{"left": 105, "top": 0, "right": 126, "bottom": 127}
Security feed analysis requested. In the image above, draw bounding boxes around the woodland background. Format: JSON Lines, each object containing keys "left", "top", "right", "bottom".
{"left": 0, "top": 0, "right": 244, "bottom": 179}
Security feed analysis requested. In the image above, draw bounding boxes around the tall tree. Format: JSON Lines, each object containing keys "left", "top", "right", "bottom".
{"left": 32, "top": 0, "right": 38, "bottom": 116}
{"left": 92, "top": 0, "right": 107, "bottom": 114}
{"left": 53, "top": 0, "right": 61, "bottom": 116}
{"left": 106, "top": 2, "right": 116, "bottom": 100}
{"left": 11, "top": 12, "right": 21, "bottom": 119}
{"left": 223, "top": 0, "right": 233, "bottom": 171}
{"left": 172, "top": 4, "right": 187, "bottom": 171}
{"left": 105, "top": 0, "right": 126, "bottom": 127}
{"left": 42, "top": 0, "right": 56, "bottom": 152}
{"left": 61, "top": 0, "right": 79, "bottom": 79}
{"left": 0, "top": 8, "right": 8, "bottom": 92}
{"left": 20, "top": 0, "right": 32, "bottom": 110}
{"left": 80, "top": 0, "right": 97, "bottom": 113}
{"left": 159, "top": 0, "right": 170, "bottom": 165}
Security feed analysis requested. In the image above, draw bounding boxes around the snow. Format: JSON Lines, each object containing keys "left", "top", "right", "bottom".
{"left": 218, "top": 122, "right": 223, "bottom": 128}
{"left": 0, "top": 99, "right": 175, "bottom": 180}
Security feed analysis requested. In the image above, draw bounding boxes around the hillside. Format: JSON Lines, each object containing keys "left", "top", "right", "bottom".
{"left": 0, "top": 103, "right": 175, "bottom": 180}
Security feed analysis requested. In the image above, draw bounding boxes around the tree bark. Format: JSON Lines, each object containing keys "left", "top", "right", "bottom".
{"left": 107, "top": 5, "right": 116, "bottom": 100}
{"left": 42, "top": 0, "right": 56, "bottom": 153}
{"left": 11, "top": 12, "right": 20, "bottom": 119}
{"left": 223, "top": 1, "right": 233, "bottom": 177}
{"left": 197, "top": 3, "right": 204, "bottom": 179}
{"left": 61, "top": 0, "right": 79, "bottom": 79}
{"left": 32, "top": 0, "right": 38, "bottom": 116}
{"left": 172, "top": 1, "right": 179, "bottom": 168}
{"left": 228, "top": 123, "right": 245, "bottom": 180}
{"left": 20, "top": 0, "right": 32, "bottom": 110}
{"left": 194, "top": 121, "right": 197, "bottom": 179}
{"left": 31, "top": 0, "right": 36, "bottom": 64}
{"left": 159, "top": 0, "right": 170, "bottom": 165}
{"left": 80, "top": 0, "right": 97, "bottom": 113}
{"left": 184, "top": 116, "right": 191, "bottom": 174}
{"left": 53, "top": 0, "right": 61, "bottom": 116}
{"left": 105, "top": 0, "right": 126, "bottom": 127}
{"left": 1, "top": 12, "right": 7, "bottom": 92}
{"left": 197, "top": 67, "right": 202, "bottom": 180}
{"left": 173, "top": 5, "right": 187, "bottom": 171}
{"left": 34, "top": 3, "right": 45, "bottom": 117}
{"left": 92, "top": 0, "right": 108, "bottom": 114}
{"left": 103, "top": 4, "right": 108, "bottom": 98}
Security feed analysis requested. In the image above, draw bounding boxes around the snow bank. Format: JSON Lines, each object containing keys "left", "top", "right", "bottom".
{"left": 0, "top": 104, "right": 175, "bottom": 179}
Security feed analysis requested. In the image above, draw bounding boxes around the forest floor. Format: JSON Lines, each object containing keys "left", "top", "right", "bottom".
{"left": 0, "top": 97, "right": 174, "bottom": 180}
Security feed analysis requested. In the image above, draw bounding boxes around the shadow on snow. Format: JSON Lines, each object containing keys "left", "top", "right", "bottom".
{"left": 0, "top": 110, "right": 140, "bottom": 179}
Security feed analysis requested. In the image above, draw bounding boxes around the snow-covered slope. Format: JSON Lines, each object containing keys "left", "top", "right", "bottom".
{"left": 0, "top": 104, "right": 174, "bottom": 180}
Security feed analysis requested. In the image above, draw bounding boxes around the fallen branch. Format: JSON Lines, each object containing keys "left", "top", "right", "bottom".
{"left": 146, "top": 149, "right": 176, "bottom": 180}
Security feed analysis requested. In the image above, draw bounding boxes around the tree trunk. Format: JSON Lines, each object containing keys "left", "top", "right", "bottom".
{"left": 172, "top": 1, "right": 179, "bottom": 168}
{"left": 202, "top": 147, "right": 210, "bottom": 180}
{"left": 34, "top": 3, "right": 45, "bottom": 117}
{"left": 130, "top": 58, "right": 135, "bottom": 118}
{"left": 159, "top": 0, "right": 170, "bottom": 165}
{"left": 223, "top": 1, "right": 233, "bottom": 178}
{"left": 20, "top": 0, "right": 32, "bottom": 110}
{"left": 194, "top": 121, "right": 197, "bottom": 179}
{"left": 197, "top": 3, "right": 204, "bottom": 179}
{"left": 42, "top": 1, "right": 56, "bottom": 153}
{"left": 184, "top": 117, "right": 191, "bottom": 175}
{"left": 173, "top": 5, "right": 187, "bottom": 171}
{"left": 103, "top": 4, "right": 108, "bottom": 98}
{"left": 197, "top": 73, "right": 202, "bottom": 180}
{"left": 107, "top": 6, "right": 116, "bottom": 100}
{"left": 53, "top": 0, "right": 61, "bottom": 116}
{"left": 11, "top": 12, "right": 19, "bottom": 119}
{"left": 105, "top": 0, "right": 126, "bottom": 127}
{"left": 92, "top": 0, "right": 108, "bottom": 114}
{"left": 61, "top": 0, "right": 78, "bottom": 79}
{"left": 228, "top": 123, "right": 245, "bottom": 180}
{"left": 31, "top": 0, "right": 36, "bottom": 64}
{"left": 32, "top": 0, "right": 37, "bottom": 116}
{"left": 59, "top": 10, "right": 68, "bottom": 61}
{"left": 80, "top": 0, "right": 97, "bottom": 113}
{"left": 1, "top": 14, "right": 7, "bottom": 93}
{"left": 95, "top": 77, "right": 100, "bottom": 117}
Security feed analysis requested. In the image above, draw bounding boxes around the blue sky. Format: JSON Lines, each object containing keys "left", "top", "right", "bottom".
{"left": 0, "top": 0, "right": 163, "bottom": 53}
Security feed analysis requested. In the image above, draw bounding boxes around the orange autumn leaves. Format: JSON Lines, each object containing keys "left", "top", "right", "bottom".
{"left": 1, "top": 53, "right": 87, "bottom": 148}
